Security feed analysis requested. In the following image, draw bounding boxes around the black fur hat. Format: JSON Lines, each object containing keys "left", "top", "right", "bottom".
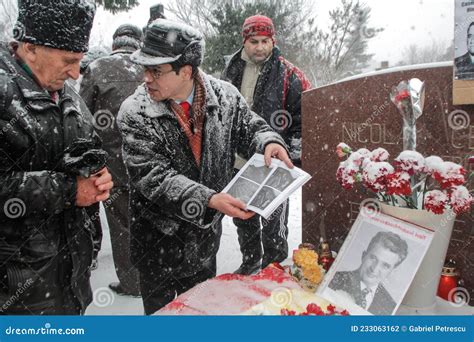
{"left": 13, "top": 0, "right": 96, "bottom": 53}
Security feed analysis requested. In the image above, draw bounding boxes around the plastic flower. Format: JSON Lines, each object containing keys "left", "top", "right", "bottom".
{"left": 448, "top": 186, "right": 473, "bottom": 215}
{"left": 370, "top": 148, "right": 390, "bottom": 162}
{"left": 424, "top": 190, "right": 449, "bottom": 215}
{"left": 336, "top": 143, "right": 351, "bottom": 158}
{"left": 362, "top": 161, "right": 394, "bottom": 192}
{"left": 433, "top": 162, "right": 467, "bottom": 189}
{"left": 394, "top": 151, "right": 425, "bottom": 175}
{"left": 386, "top": 171, "right": 412, "bottom": 196}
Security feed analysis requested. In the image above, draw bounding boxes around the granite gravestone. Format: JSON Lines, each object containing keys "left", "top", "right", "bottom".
{"left": 302, "top": 63, "right": 473, "bottom": 305}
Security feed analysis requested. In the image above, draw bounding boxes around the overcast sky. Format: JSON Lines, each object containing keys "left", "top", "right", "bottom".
{"left": 90, "top": 0, "right": 455, "bottom": 68}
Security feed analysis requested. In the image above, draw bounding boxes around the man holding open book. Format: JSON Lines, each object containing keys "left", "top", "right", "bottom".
{"left": 117, "top": 19, "right": 292, "bottom": 315}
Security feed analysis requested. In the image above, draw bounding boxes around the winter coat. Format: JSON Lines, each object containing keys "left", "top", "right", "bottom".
{"left": 117, "top": 71, "right": 286, "bottom": 279}
{"left": 222, "top": 46, "right": 312, "bottom": 166}
{"left": 0, "top": 44, "right": 105, "bottom": 312}
{"left": 80, "top": 47, "right": 143, "bottom": 187}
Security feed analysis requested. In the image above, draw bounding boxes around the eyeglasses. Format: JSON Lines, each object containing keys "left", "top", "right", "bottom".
{"left": 144, "top": 66, "right": 175, "bottom": 80}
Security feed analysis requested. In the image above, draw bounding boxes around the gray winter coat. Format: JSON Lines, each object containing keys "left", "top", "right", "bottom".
{"left": 0, "top": 43, "right": 106, "bottom": 312}
{"left": 80, "top": 47, "right": 143, "bottom": 187}
{"left": 117, "top": 71, "right": 286, "bottom": 278}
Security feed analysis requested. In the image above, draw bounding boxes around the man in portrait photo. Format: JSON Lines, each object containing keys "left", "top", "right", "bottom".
{"left": 329, "top": 231, "right": 408, "bottom": 315}
{"left": 455, "top": 22, "right": 474, "bottom": 79}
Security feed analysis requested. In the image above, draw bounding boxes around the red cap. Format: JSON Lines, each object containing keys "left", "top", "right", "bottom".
{"left": 242, "top": 15, "right": 275, "bottom": 43}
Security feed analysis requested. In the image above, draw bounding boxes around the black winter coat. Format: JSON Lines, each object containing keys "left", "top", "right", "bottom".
{"left": 0, "top": 44, "right": 105, "bottom": 312}
{"left": 117, "top": 71, "right": 286, "bottom": 279}
{"left": 222, "top": 47, "right": 312, "bottom": 166}
{"left": 80, "top": 47, "right": 143, "bottom": 187}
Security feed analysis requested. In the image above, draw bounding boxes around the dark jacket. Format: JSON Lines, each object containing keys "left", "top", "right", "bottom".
{"left": 0, "top": 43, "right": 106, "bottom": 313}
{"left": 455, "top": 52, "right": 474, "bottom": 80}
{"left": 80, "top": 47, "right": 143, "bottom": 187}
{"left": 329, "top": 269, "right": 397, "bottom": 315}
{"left": 222, "top": 47, "right": 312, "bottom": 166}
{"left": 117, "top": 71, "right": 286, "bottom": 279}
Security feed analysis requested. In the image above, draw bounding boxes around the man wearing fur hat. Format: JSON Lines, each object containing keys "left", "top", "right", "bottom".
{"left": 80, "top": 24, "right": 144, "bottom": 297}
{"left": 117, "top": 19, "right": 292, "bottom": 315}
{"left": 0, "top": 0, "right": 113, "bottom": 314}
{"left": 223, "top": 15, "right": 312, "bottom": 275}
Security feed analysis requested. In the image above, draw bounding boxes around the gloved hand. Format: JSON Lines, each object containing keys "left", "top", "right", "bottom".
{"left": 62, "top": 136, "right": 108, "bottom": 178}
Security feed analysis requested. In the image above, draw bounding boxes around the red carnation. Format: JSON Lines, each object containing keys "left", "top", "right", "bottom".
{"left": 395, "top": 89, "right": 410, "bottom": 102}
{"left": 306, "top": 303, "right": 325, "bottom": 315}
{"left": 336, "top": 162, "right": 360, "bottom": 190}
{"left": 386, "top": 171, "right": 412, "bottom": 196}
{"left": 280, "top": 309, "right": 296, "bottom": 316}
{"left": 433, "top": 162, "right": 466, "bottom": 189}
{"left": 448, "top": 186, "right": 473, "bottom": 215}
{"left": 424, "top": 190, "right": 448, "bottom": 215}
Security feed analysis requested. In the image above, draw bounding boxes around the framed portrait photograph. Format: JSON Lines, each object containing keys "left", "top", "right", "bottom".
{"left": 317, "top": 210, "right": 434, "bottom": 315}
{"left": 454, "top": 0, "right": 474, "bottom": 80}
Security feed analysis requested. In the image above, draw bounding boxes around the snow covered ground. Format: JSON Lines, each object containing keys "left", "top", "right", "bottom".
{"left": 86, "top": 189, "right": 302, "bottom": 315}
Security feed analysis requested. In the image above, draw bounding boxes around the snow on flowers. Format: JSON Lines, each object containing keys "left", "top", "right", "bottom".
{"left": 335, "top": 143, "right": 473, "bottom": 215}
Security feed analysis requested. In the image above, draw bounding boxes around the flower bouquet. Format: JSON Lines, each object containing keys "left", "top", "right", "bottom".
{"left": 289, "top": 244, "right": 325, "bottom": 292}
{"left": 335, "top": 143, "right": 473, "bottom": 215}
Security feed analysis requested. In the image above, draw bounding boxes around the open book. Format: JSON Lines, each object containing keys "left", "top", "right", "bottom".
{"left": 222, "top": 154, "right": 311, "bottom": 219}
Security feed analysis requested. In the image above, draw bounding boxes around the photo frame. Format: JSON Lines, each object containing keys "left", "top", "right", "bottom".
{"left": 317, "top": 210, "right": 434, "bottom": 315}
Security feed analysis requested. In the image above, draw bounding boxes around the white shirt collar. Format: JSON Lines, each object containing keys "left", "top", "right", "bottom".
{"left": 360, "top": 282, "right": 376, "bottom": 309}
{"left": 175, "top": 83, "right": 195, "bottom": 105}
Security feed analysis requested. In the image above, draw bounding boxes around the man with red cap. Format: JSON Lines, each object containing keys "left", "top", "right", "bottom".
{"left": 223, "top": 15, "right": 312, "bottom": 275}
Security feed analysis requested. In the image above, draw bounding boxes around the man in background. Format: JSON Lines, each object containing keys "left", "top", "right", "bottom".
{"left": 223, "top": 15, "right": 312, "bottom": 275}
{"left": 80, "top": 24, "right": 143, "bottom": 297}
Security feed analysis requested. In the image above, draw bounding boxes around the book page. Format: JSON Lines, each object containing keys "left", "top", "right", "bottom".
{"left": 222, "top": 154, "right": 311, "bottom": 218}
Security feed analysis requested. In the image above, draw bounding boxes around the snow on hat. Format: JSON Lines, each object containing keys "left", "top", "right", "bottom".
{"left": 13, "top": 0, "right": 96, "bottom": 53}
{"left": 131, "top": 19, "right": 204, "bottom": 67}
{"left": 113, "top": 24, "right": 143, "bottom": 42}
{"left": 112, "top": 24, "right": 143, "bottom": 50}
{"left": 242, "top": 15, "right": 275, "bottom": 43}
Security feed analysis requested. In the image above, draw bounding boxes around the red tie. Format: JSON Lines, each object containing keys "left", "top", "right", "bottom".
{"left": 180, "top": 101, "right": 191, "bottom": 120}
